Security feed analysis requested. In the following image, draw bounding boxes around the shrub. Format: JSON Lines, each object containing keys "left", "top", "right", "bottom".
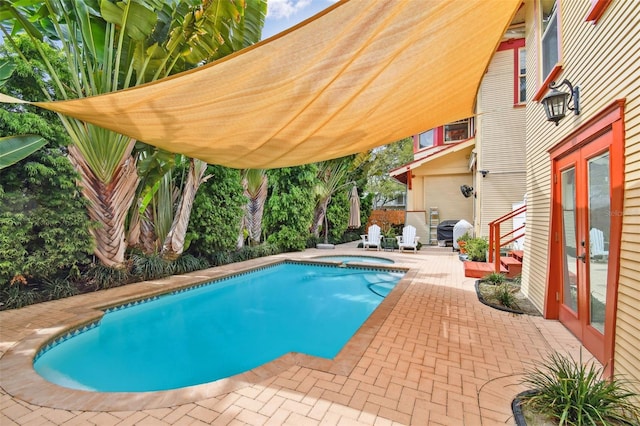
{"left": 42, "top": 277, "right": 79, "bottom": 300}
{"left": 170, "top": 254, "right": 209, "bottom": 275}
{"left": 87, "top": 264, "right": 130, "bottom": 290}
{"left": 264, "top": 166, "right": 316, "bottom": 252}
{"left": 520, "top": 351, "right": 640, "bottom": 425}
{"left": 457, "top": 232, "right": 472, "bottom": 244}
{"left": 188, "top": 165, "right": 245, "bottom": 255}
{"left": 495, "top": 282, "right": 516, "bottom": 308}
{"left": 0, "top": 149, "right": 93, "bottom": 287}
{"left": 132, "top": 253, "right": 169, "bottom": 281}
{"left": 211, "top": 251, "right": 233, "bottom": 266}
{"left": 325, "top": 190, "right": 349, "bottom": 243}
{"left": 0, "top": 280, "right": 41, "bottom": 309}
{"left": 483, "top": 272, "right": 506, "bottom": 285}
{"left": 466, "top": 237, "right": 488, "bottom": 261}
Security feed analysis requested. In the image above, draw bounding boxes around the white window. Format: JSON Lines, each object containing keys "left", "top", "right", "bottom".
{"left": 419, "top": 129, "right": 435, "bottom": 149}
{"left": 541, "top": 0, "right": 559, "bottom": 79}
{"left": 518, "top": 47, "right": 527, "bottom": 103}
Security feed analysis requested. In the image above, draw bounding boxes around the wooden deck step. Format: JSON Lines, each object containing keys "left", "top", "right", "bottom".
{"left": 463, "top": 261, "right": 507, "bottom": 278}
{"left": 509, "top": 250, "right": 524, "bottom": 262}
{"left": 500, "top": 256, "right": 522, "bottom": 278}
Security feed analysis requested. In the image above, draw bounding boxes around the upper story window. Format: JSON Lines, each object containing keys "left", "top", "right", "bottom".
{"left": 415, "top": 118, "right": 474, "bottom": 153}
{"left": 444, "top": 119, "right": 472, "bottom": 142}
{"left": 500, "top": 37, "right": 526, "bottom": 105}
{"left": 541, "top": 0, "right": 559, "bottom": 80}
{"left": 518, "top": 47, "right": 527, "bottom": 104}
{"left": 418, "top": 129, "right": 435, "bottom": 149}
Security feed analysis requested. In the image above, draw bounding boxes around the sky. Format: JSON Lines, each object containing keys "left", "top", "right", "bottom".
{"left": 261, "top": 0, "right": 340, "bottom": 40}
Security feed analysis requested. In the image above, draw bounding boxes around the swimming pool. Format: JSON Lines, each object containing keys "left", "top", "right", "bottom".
{"left": 34, "top": 261, "right": 404, "bottom": 392}
{"left": 314, "top": 255, "right": 394, "bottom": 264}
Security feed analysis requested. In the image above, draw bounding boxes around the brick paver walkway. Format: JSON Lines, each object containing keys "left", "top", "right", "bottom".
{"left": 0, "top": 244, "right": 588, "bottom": 425}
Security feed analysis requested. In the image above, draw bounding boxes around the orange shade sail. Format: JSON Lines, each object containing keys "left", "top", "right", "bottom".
{"left": 1, "top": 0, "right": 520, "bottom": 169}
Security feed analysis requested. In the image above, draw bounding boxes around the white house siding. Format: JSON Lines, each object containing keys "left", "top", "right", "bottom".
{"left": 523, "top": 0, "right": 640, "bottom": 388}
{"left": 412, "top": 148, "right": 474, "bottom": 225}
{"left": 475, "top": 49, "right": 527, "bottom": 238}
{"left": 423, "top": 174, "right": 473, "bottom": 224}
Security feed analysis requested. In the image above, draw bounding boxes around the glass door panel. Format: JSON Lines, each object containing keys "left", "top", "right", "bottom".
{"left": 561, "top": 167, "right": 578, "bottom": 313}
{"left": 588, "top": 152, "right": 610, "bottom": 334}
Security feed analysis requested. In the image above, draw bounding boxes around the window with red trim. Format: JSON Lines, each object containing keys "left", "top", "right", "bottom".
{"left": 415, "top": 119, "right": 474, "bottom": 152}
{"left": 518, "top": 47, "right": 527, "bottom": 104}
{"left": 498, "top": 38, "right": 526, "bottom": 105}
{"left": 540, "top": 0, "right": 560, "bottom": 81}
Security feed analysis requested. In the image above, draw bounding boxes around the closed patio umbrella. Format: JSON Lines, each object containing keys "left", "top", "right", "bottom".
{"left": 348, "top": 186, "right": 361, "bottom": 229}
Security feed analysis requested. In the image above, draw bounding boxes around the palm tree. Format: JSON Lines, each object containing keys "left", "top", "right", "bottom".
{"left": 310, "top": 154, "right": 369, "bottom": 243}
{"left": 238, "top": 169, "right": 268, "bottom": 248}
{"left": 2, "top": 0, "right": 266, "bottom": 267}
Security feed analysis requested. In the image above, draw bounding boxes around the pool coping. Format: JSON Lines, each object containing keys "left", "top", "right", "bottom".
{"left": 0, "top": 257, "right": 415, "bottom": 411}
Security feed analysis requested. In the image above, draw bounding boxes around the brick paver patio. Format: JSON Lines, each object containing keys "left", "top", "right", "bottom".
{"left": 0, "top": 243, "right": 588, "bottom": 425}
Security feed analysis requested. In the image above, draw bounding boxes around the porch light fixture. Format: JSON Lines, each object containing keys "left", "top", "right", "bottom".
{"left": 479, "top": 169, "right": 490, "bottom": 178}
{"left": 541, "top": 79, "right": 580, "bottom": 125}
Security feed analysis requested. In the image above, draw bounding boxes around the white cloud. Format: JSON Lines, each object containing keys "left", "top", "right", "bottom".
{"left": 267, "top": 0, "right": 313, "bottom": 19}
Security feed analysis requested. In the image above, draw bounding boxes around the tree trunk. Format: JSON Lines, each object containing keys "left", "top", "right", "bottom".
{"left": 68, "top": 142, "right": 139, "bottom": 268}
{"left": 246, "top": 174, "right": 267, "bottom": 246}
{"left": 310, "top": 197, "right": 329, "bottom": 238}
{"left": 239, "top": 170, "right": 267, "bottom": 247}
{"left": 160, "top": 159, "right": 207, "bottom": 260}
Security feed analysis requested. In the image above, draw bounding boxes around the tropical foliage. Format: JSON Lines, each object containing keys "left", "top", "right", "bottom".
{"left": 264, "top": 165, "right": 318, "bottom": 251}
{"left": 325, "top": 189, "right": 350, "bottom": 243}
{"left": 0, "top": 148, "right": 94, "bottom": 288}
{"left": 0, "top": 35, "right": 93, "bottom": 301}
{"left": 1, "top": 0, "right": 267, "bottom": 267}
{"left": 188, "top": 165, "right": 246, "bottom": 256}
{"left": 0, "top": 135, "right": 47, "bottom": 169}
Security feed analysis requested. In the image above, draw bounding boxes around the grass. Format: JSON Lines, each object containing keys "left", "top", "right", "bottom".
{"left": 494, "top": 282, "right": 517, "bottom": 309}
{"left": 477, "top": 275, "right": 540, "bottom": 315}
{"left": 484, "top": 271, "right": 507, "bottom": 285}
{"left": 520, "top": 351, "right": 640, "bottom": 425}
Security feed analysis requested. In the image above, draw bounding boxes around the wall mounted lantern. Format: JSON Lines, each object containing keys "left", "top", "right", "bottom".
{"left": 540, "top": 79, "right": 580, "bottom": 125}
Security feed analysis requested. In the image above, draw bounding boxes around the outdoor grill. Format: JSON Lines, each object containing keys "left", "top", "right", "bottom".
{"left": 437, "top": 220, "right": 460, "bottom": 246}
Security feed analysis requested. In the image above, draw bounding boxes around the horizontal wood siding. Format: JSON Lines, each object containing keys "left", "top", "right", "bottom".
{"left": 423, "top": 175, "right": 473, "bottom": 225}
{"left": 524, "top": 0, "right": 640, "bottom": 389}
{"left": 477, "top": 49, "right": 527, "bottom": 237}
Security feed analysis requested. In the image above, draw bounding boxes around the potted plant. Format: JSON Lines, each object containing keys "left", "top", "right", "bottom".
{"left": 465, "top": 237, "right": 489, "bottom": 262}
{"left": 381, "top": 227, "right": 397, "bottom": 250}
{"left": 457, "top": 232, "right": 471, "bottom": 254}
{"left": 513, "top": 351, "right": 640, "bottom": 425}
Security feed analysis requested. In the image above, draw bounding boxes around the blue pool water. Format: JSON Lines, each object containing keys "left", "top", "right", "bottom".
{"left": 314, "top": 255, "right": 394, "bottom": 264}
{"left": 34, "top": 262, "right": 403, "bottom": 392}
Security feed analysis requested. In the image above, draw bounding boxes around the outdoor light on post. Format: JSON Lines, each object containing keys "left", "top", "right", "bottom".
{"left": 540, "top": 79, "right": 580, "bottom": 125}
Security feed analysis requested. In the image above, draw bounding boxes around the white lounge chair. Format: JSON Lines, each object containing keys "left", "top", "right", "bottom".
{"left": 361, "top": 224, "right": 382, "bottom": 251}
{"left": 396, "top": 225, "right": 419, "bottom": 253}
{"left": 590, "top": 228, "right": 608, "bottom": 260}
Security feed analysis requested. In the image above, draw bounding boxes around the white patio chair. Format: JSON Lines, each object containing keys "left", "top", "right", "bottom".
{"left": 396, "top": 225, "right": 419, "bottom": 253}
{"left": 590, "top": 228, "right": 608, "bottom": 260}
{"left": 361, "top": 224, "right": 381, "bottom": 251}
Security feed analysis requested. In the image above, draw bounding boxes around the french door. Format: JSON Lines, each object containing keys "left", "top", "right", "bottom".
{"left": 548, "top": 100, "right": 625, "bottom": 375}
{"left": 551, "top": 115, "right": 623, "bottom": 371}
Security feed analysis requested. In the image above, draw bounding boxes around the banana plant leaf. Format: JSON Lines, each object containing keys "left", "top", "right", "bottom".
{"left": 0, "top": 135, "right": 47, "bottom": 169}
